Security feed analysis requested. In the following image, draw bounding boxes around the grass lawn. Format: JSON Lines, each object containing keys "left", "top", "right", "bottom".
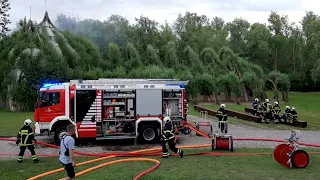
{"left": 0, "top": 148, "right": 320, "bottom": 180}
{"left": 199, "top": 92, "right": 320, "bottom": 130}
{"left": 0, "top": 111, "right": 33, "bottom": 137}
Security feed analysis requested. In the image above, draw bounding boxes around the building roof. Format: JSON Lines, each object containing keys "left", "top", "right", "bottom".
{"left": 39, "top": 11, "right": 57, "bottom": 30}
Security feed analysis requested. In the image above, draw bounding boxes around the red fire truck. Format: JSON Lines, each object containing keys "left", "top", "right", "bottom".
{"left": 34, "top": 79, "right": 189, "bottom": 143}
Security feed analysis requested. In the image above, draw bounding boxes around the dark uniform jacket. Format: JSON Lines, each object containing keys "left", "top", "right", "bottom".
{"left": 252, "top": 101, "right": 259, "bottom": 110}
{"left": 273, "top": 105, "right": 281, "bottom": 114}
{"left": 16, "top": 125, "right": 35, "bottom": 146}
{"left": 216, "top": 108, "right": 227, "bottom": 121}
{"left": 291, "top": 110, "right": 298, "bottom": 118}
{"left": 162, "top": 123, "right": 178, "bottom": 140}
{"left": 263, "top": 102, "right": 272, "bottom": 112}
{"left": 285, "top": 109, "right": 291, "bottom": 114}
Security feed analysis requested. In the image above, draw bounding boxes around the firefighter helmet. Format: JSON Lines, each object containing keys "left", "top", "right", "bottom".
{"left": 286, "top": 106, "right": 290, "bottom": 109}
{"left": 220, "top": 104, "right": 226, "bottom": 108}
{"left": 163, "top": 116, "right": 171, "bottom": 123}
{"left": 274, "top": 101, "right": 278, "bottom": 105}
{"left": 24, "top": 119, "right": 32, "bottom": 126}
{"left": 265, "top": 99, "right": 269, "bottom": 102}
{"left": 254, "top": 98, "right": 259, "bottom": 101}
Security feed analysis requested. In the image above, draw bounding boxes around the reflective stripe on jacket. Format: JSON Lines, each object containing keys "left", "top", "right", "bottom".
{"left": 17, "top": 125, "right": 34, "bottom": 146}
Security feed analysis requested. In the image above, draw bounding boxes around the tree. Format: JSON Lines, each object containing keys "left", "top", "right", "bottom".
{"left": 0, "top": 0, "right": 11, "bottom": 38}
{"left": 55, "top": 13, "right": 78, "bottom": 32}
{"left": 108, "top": 42, "right": 123, "bottom": 68}
{"left": 123, "top": 42, "right": 142, "bottom": 69}
{"left": 145, "top": 44, "right": 162, "bottom": 66}
{"left": 164, "top": 41, "right": 179, "bottom": 68}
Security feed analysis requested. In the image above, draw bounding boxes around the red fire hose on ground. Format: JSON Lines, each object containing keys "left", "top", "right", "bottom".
{"left": 1, "top": 125, "right": 320, "bottom": 179}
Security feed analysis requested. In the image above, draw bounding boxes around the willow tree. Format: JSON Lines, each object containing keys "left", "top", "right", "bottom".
{"left": 184, "top": 45, "right": 205, "bottom": 74}
{"left": 267, "top": 71, "right": 291, "bottom": 102}
{"left": 107, "top": 42, "right": 123, "bottom": 68}
{"left": 123, "top": 42, "right": 142, "bottom": 69}
{"left": 218, "top": 47, "right": 249, "bottom": 102}
{"left": 128, "top": 65, "right": 175, "bottom": 79}
{"left": 145, "top": 44, "right": 162, "bottom": 66}
{"left": 164, "top": 41, "right": 179, "bottom": 68}
{"left": 195, "top": 73, "right": 217, "bottom": 102}
{"left": 311, "top": 59, "right": 320, "bottom": 84}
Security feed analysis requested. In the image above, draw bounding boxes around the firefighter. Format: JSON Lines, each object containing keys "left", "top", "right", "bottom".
{"left": 184, "top": 99, "right": 189, "bottom": 121}
{"left": 272, "top": 101, "right": 281, "bottom": 123}
{"left": 161, "top": 116, "right": 183, "bottom": 158}
{"left": 290, "top": 107, "right": 298, "bottom": 124}
{"left": 282, "top": 106, "right": 292, "bottom": 124}
{"left": 252, "top": 98, "right": 259, "bottom": 116}
{"left": 262, "top": 99, "right": 272, "bottom": 123}
{"left": 216, "top": 104, "right": 227, "bottom": 133}
{"left": 16, "top": 119, "right": 39, "bottom": 163}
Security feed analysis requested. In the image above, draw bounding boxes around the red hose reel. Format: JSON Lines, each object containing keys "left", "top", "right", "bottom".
{"left": 212, "top": 134, "right": 234, "bottom": 152}
{"left": 273, "top": 143, "right": 309, "bottom": 168}
{"left": 273, "top": 130, "right": 310, "bottom": 168}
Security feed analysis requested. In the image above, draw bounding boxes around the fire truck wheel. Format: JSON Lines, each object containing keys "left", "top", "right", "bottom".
{"left": 139, "top": 125, "right": 158, "bottom": 143}
{"left": 54, "top": 126, "right": 68, "bottom": 144}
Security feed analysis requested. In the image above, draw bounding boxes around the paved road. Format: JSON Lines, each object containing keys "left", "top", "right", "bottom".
{"left": 1, "top": 115, "right": 319, "bottom": 160}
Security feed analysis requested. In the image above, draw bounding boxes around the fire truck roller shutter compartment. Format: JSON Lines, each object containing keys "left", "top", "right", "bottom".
{"left": 136, "top": 89, "right": 162, "bottom": 143}
{"left": 75, "top": 90, "right": 99, "bottom": 138}
{"left": 136, "top": 89, "right": 162, "bottom": 116}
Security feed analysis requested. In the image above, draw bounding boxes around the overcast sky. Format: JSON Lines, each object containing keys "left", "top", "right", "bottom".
{"left": 8, "top": 0, "right": 320, "bottom": 29}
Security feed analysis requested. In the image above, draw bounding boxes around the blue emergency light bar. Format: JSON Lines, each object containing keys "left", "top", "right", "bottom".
{"left": 41, "top": 83, "right": 63, "bottom": 88}
{"left": 165, "top": 84, "right": 184, "bottom": 88}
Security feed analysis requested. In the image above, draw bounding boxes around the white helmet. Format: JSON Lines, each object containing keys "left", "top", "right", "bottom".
{"left": 286, "top": 106, "right": 290, "bottom": 109}
{"left": 24, "top": 119, "right": 32, "bottom": 126}
{"left": 255, "top": 98, "right": 259, "bottom": 101}
{"left": 265, "top": 99, "right": 269, "bottom": 102}
{"left": 220, "top": 104, "right": 226, "bottom": 108}
{"left": 274, "top": 101, "right": 278, "bottom": 105}
{"left": 163, "top": 116, "right": 171, "bottom": 123}
{"left": 292, "top": 107, "right": 295, "bottom": 110}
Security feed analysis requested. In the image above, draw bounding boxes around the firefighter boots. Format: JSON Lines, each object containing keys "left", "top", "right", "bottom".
{"left": 180, "top": 150, "right": 184, "bottom": 158}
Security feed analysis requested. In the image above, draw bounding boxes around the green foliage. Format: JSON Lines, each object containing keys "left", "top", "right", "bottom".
{"left": 164, "top": 41, "right": 179, "bottom": 68}
{"left": 145, "top": 45, "right": 162, "bottom": 66}
{"left": 108, "top": 42, "right": 123, "bottom": 68}
{"left": 7, "top": 9, "right": 317, "bottom": 110}
{"left": 123, "top": 42, "right": 142, "bottom": 69}
{"left": 195, "top": 73, "right": 215, "bottom": 96}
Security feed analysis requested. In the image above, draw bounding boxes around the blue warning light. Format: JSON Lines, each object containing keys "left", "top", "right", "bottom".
{"left": 41, "top": 83, "right": 63, "bottom": 88}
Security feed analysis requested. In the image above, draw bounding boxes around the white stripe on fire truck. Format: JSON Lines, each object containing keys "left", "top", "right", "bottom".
{"left": 88, "top": 109, "right": 102, "bottom": 113}
{"left": 78, "top": 129, "right": 96, "bottom": 132}
{"left": 81, "top": 122, "right": 96, "bottom": 124}
{"left": 80, "top": 125, "right": 96, "bottom": 128}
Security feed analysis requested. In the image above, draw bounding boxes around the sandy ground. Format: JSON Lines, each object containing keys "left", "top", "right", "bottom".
{"left": 1, "top": 114, "right": 319, "bottom": 161}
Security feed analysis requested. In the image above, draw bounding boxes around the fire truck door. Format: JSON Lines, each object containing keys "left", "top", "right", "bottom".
{"left": 75, "top": 90, "right": 98, "bottom": 123}
{"left": 136, "top": 89, "right": 162, "bottom": 116}
{"left": 38, "top": 90, "right": 65, "bottom": 122}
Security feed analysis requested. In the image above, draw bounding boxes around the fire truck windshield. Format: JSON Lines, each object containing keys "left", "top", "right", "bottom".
{"left": 38, "top": 91, "right": 61, "bottom": 108}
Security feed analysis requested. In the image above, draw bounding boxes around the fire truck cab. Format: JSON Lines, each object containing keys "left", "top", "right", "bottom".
{"left": 34, "top": 78, "right": 189, "bottom": 143}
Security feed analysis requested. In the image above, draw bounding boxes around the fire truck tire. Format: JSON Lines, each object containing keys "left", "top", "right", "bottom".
{"left": 54, "top": 126, "right": 68, "bottom": 144}
{"left": 139, "top": 125, "right": 158, "bottom": 143}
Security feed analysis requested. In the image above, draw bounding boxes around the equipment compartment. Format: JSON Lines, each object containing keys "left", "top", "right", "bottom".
{"left": 101, "top": 90, "right": 136, "bottom": 136}
{"left": 163, "top": 90, "right": 182, "bottom": 117}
